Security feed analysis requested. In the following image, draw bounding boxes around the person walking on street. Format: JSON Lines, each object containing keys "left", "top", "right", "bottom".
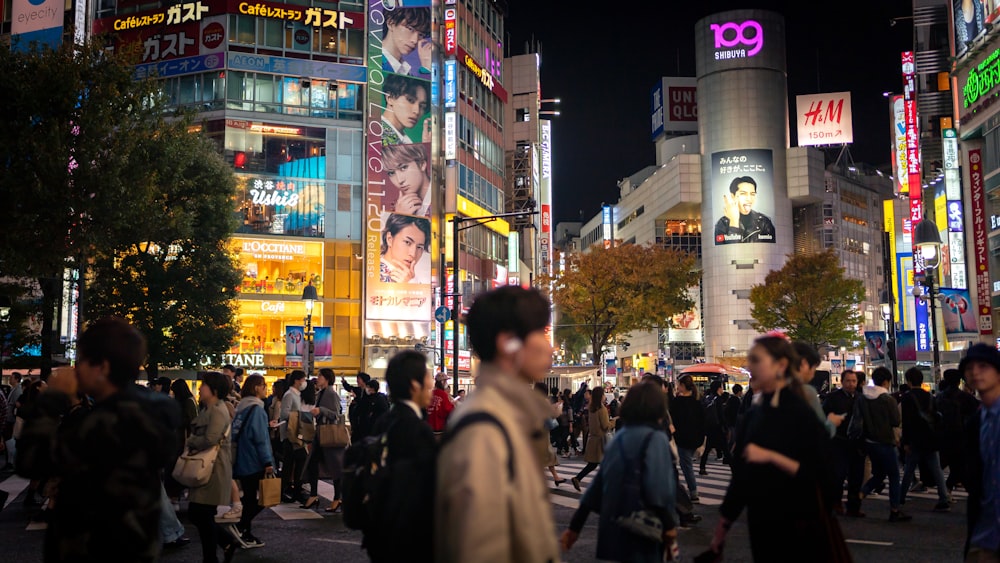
{"left": 364, "top": 350, "right": 437, "bottom": 563}
{"left": 15, "top": 318, "right": 180, "bottom": 562}
{"left": 571, "top": 386, "right": 612, "bottom": 491}
{"left": 342, "top": 372, "right": 376, "bottom": 442}
{"left": 938, "top": 368, "right": 981, "bottom": 491}
{"left": 699, "top": 380, "right": 731, "bottom": 474}
{"left": 303, "top": 368, "right": 347, "bottom": 513}
{"left": 822, "top": 369, "right": 867, "bottom": 517}
{"left": 898, "top": 367, "right": 951, "bottom": 512}
{"left": 229, "top": 375, "right": 274, "bottom": 549}
{"left": 859, "top": 367, "right": 911, "bottom": 522}
{"left": 705, "top": 335, "right": 842, "bottom": 562}
{"left": 279, "top": 371, "right": 306, "bottom": 501}
{"left": 435, "top": 286, "right": 560, "bottom": 563}
{"left": 186, "top": 371, "right": 240, "bottom": 563}
{"left": 960, "top": 343, "right": 1000, "bottom": 562}
{"left": 670, "top": 374, "right": 706, "bottom": 503}
{"left": 560, "top": 381, "right": 678, "bottom": 562}
{"left": 426, "top": 375, "right": 455, "bottom": 436}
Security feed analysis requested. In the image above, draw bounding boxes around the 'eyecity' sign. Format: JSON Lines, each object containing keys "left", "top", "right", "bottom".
{"left": 710, "top": 20, "right": 763, "bottom": 60}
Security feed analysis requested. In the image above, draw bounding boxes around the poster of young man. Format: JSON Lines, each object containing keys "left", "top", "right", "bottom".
{"left": 712, "top": 149, "right": 776, "bottom": 245}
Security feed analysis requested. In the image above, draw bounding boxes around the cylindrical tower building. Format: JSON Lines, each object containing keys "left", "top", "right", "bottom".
{"left": 696, "top": 10, "right": 792, "bottom": 358}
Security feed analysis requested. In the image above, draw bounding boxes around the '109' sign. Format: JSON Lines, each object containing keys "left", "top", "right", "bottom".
{"left": 711, "top": 20, "right": 764, "bottom": 60}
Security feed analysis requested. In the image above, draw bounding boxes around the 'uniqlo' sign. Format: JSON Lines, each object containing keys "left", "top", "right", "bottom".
{"left": 969, "top": 149, "right": 994, "bottom": 335}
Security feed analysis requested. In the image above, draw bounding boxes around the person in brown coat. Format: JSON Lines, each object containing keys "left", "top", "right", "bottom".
{"left": 571, "top": 386, "right": 613, "bottom": 491}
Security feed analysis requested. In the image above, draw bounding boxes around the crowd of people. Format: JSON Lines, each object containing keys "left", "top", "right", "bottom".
{"left": 1, "top": 285, "right": 999, "bottom": 563}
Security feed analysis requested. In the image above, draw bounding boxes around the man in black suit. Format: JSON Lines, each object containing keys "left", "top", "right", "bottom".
{"left": 364, "top": 350, "right": 436, "bottom": 563}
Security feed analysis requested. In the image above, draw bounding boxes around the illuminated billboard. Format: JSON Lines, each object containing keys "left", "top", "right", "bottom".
{"left": 795, "top": 92, "right": 853, "bottom": 146}
{"left": 651, "top": 77, "right": 698, "bottom": 139}
{"left": 712, "top": 149, "right": 776, "bottom": 245}
{"left": 955, "top": 0, "right": 988, "bottom": 57}
{"left": 12, "top": 0, "right": 63, "bottom": 51}
{"left": 365, "top": 0, "right": 433, "bottom": 326}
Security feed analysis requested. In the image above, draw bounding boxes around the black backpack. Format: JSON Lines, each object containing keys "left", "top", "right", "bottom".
{"left": 703, "top": 395, "right": 720, "bottom": 428}
{"left": 846, "top": 396, "right": 866, "bottom": 442}
{"left": 342, "top": 411, "right": 514, "bottom": 533}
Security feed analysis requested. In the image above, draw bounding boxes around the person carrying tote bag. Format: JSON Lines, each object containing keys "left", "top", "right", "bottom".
{"left": 186, "top": 372, "right": 240, "bottom": 563}
{"left": 230, "top": 375, "right": 275, "bottom": 549}
{"left": 302, "top": 369, "right": 349, "bottom": 512}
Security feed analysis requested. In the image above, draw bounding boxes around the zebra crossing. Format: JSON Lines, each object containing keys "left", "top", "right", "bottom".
{"left": 547, "top": 456, "right": 734, "bottom": 509}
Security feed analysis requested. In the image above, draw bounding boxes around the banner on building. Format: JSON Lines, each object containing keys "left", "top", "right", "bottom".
{"left": 286, "top": 325, "right": 304, "bottom": 366}
{"left": 796, "top": 92, "right": 853, "bottom": 146}
{"left": 969, "top": 148, "right": 994, "bottom": 335}
{"left": 712, "top": 149, "right": 776, "bottom": 245}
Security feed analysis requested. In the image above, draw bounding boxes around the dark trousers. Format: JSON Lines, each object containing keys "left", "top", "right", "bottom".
{"left": 832, "top": 438, "right": 865, "bottom": 512}
{"left": 237, "top": 473, "right": 265, "bottom": 534}
{"left": 574, "top": 462, "right": 599, "bottom": 481}
{"left": 189, "top": 502, "right": 235, "bottom": 563}
{"left": 941, "top": 445, "right": 966, "bottom": 489}
{"left": 674, "top": 464, "right": 694, "bottom": 518}
{"left": 699, "top": 428, "right": 730, "bottom": 471}
{"left": 281, "top": 441, "right": 306, "bottom": 499}
{"left": 303, "top": 448, "right": 342, "bottom": 501}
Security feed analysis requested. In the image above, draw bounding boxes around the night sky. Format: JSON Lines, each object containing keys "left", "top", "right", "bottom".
{"left": 505, "top": 0, "right": 915, "bottom": 224}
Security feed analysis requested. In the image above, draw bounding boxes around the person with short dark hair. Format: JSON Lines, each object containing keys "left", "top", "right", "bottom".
{"left": 859, "top": 367, "right": 910, "bottom": 522}
{"left": 792, "top": 341, "right": 839, "bottom": 437}
{"left": 435, "top": 286, "right": 560, "bottom": 561}
{"left": 959, "top": 343, "right": 1000, "bottom": 561}
{"left": 938, "top": 367, "right": 980, "bottom": 491}
{"left": 382, "top": 74, "right": 430, "bottom": 144}
{"left": 561, "top": 381, "right": 678, "bottom": 560}
{"left": 713, "top": 175, "right": 776, "bottom": 244}
{"left": 699, "top": 380, "right": 731, "bottom": 474}
{"left": 279, "top": 370, "right": 307, "bottom": 501}
{"left": 382, "top": 6, "right": 431, "bottom": 76}
{"left": 671, "top": 374, "right": 705, "bottom": 503}
{"left": 16, "top": 317, "right": 181, "bottom": 562}
{"left": 899, "top": 367, "right": 951, "bottom": 511}
{"left": 364, "top": 350, "right": 436, "bottom": 562}
{"left": 822, "top": 369, "right": 866, "bottom": 517}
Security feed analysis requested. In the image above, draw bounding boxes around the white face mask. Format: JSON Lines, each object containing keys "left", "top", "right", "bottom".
{"left": 298, "top": 381, "right": 307, "bottom": 391}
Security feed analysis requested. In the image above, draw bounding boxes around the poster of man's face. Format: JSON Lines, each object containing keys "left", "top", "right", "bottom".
{"left": 712, "top": 149, "right": 776, "bottom": 245}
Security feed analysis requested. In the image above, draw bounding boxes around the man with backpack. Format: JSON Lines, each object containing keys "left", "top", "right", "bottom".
{"left": 434, "top": 286, "right": 560, "bottom": 562}
{"left": 699, "top": 380, "right": 731, "bottom": 475}
{"left": 357, "top": 350, "right": 436, "bottom": 563}
{"left": 898, "top": 367, "right": 951, "bottom": 511}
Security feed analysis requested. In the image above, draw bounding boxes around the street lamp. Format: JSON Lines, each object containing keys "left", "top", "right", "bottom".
{"left": 913, "top": 218, "right": 942, "bottom": 381}
{"left": 301, "top": 283, "right": 318, "bottom": 378}
{"left": 449, "top": 210, "right": 537, "bottom": 395}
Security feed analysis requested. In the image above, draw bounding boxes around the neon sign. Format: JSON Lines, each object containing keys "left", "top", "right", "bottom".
{"left": 963, "top": 48, "right": 1000, "bottom": 109}
{"left": 710, "top": 20, "right": 763, "bottom": 60}
{"left": 463, "top": 53, "right": 494, "bottom": 90}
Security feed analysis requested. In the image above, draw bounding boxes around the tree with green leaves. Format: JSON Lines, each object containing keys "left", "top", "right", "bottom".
{"left": 84, "top": 124, "right": 242, "bottom": 377}
{"left": 749, "top": 248, "right": 865, "bottom": 351}
{"left": 0, "top": 40, "right": 167, "bottom": 374}
{"left": 541, "top": 242, "right": 700, "bottom": 367}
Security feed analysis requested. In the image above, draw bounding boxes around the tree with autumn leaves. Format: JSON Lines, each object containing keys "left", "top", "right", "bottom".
{"left": 749, "top": 248, "right": 865, "bottom": 351}
{"left": 541, "top": 242, "right": 700, "bottom": 366}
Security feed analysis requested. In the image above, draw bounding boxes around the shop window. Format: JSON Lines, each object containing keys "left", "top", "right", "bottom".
{"left": 232, "top": 238, "right": 324, "bottom": 297}
{"left": 230, "top": 15, "right": 255, "bottom": 45}
{"left": 259, "top": 18, "right": 284, "bottom": 48}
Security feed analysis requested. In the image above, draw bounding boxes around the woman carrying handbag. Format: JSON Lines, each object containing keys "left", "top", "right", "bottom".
{"left": 230, "top": 375, "right": 275, "bottom": 549}
{"left": 571, "top": 387, "right": 613, "bottom": 491}
{"left": 302, "top": 369, "right": 348, "bottom": 512}
{"left": 186, "top": 372, "right": 240, "bottom": 563}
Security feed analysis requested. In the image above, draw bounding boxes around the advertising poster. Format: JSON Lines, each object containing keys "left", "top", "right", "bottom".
{"left": 365, "top": 0, "right": 433, "bottom": 325}
{"left": 313, "top": 327, "right": 332, "bottom": 362}
{"left": 11, "top": 0, "right": 63, "bottom": 51}
{"left": 286, "top": 325, "right": 305, "bottom": 366}
{"left": 93, "top": 14, "right": 227, "bottom": 65}
{"left": 896, "top": 330, "right": 917, "bottom": 362}
{"left": 955, "top": 0, "right": 988, "bottom": 56}
{"left": 939, "top": 287, "right": 978, "bottom": 338}
{"left": 669, "top": 287, "right": 702, "bottom": 343}
{"left": 865, "top": 331, "right": 887, "bottom": 361}
{"left": 712, "top": 149, "right": 776, "bottom": 245}
{"left": 796, "top": 92, "right": 853, "bottom": 146}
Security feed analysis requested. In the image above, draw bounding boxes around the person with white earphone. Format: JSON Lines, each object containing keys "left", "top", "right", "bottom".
{"left": 434, "top": 286, "right": 561, "bottom": 563}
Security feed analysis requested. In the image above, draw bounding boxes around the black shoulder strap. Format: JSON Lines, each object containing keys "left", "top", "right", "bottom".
{"left": 442, "top": 412, "right": 514, "bottom": 482}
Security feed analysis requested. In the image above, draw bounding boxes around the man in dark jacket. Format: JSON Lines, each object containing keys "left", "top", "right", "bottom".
{"left": 823, "top": 369, "right": 866, "bottom": 517}
{"left": 938, "top": 368, "right": 981, "bottom": 491}
{"left": 859, "top": 367, "right": 910, "bottom": 522}
{"left": 342, "top": 372, "right": 374, "bottom": 441}
{"left": 960, "top": 344, "right": 1000, "bottom": 561}
{"left": 16, "top": 318, "right": 180, "bottom": 562}
{"left": 699, "top": 380, "right": 731, "bottom": 474}
{"left": 365, "top": 351, "right": 436, "bottom": 563}
{"left": 713, "top": 176, "right": 776, "bottom": 244}
{"left": 898, "top": 367, "right": 950, "bottom": 511}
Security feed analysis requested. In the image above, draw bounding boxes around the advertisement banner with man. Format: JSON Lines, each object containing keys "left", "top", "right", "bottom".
{"left": 712, "top": 149, "right": 776, "bottom": 245}
{"left": 364, "top": 0, "right": 433, "bottom": 325}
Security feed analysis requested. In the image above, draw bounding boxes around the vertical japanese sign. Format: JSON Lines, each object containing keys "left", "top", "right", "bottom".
{"left": 892, "top": 95, "right": 909, "bottom": 196}
{"left": 902, "top": 52, "right": 921, "bottom": 206}
{"left": 364, "top": 0, "right": 433, "bottom": 324}
{"left": 602, "top": 205, "right": 613, "bottom": 248}
{"left": 969, "top": 149, "right": 994, "bottom": 335}
{"left": 539, "top": 120, "right": 553, "bottom": 278}
{"left": 943, "top": 128, "right": 966, "bottom": 290}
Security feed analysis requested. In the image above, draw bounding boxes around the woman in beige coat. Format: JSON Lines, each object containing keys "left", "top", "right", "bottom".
{"left": 186, "top": 372, "right": 239, "bottom": 563}
{"left": 571, "top": 386, "right": 612, "bottom": 491}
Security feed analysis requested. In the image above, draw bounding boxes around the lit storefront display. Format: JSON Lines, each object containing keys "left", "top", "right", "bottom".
{"left": 232, "top": 298, "right": 323, "bottom": 360}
